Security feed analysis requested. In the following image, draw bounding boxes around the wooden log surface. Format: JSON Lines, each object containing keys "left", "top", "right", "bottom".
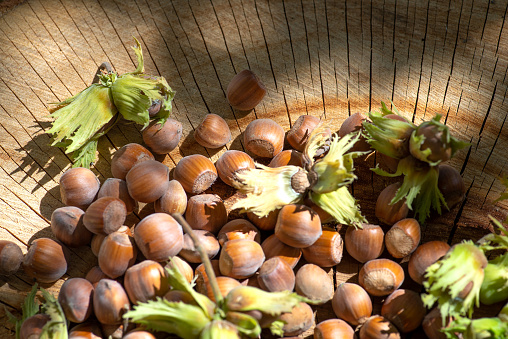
{"left": 1, "top": 0, "right": 508, "bottom": 337}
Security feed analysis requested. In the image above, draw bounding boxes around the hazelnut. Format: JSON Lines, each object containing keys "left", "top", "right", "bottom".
{"left": 194, "top": 114, "right": 231, "bottom": 148}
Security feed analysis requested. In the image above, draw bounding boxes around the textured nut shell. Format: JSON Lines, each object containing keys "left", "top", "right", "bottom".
{"left": 408, "top": 241, "right": 450, "bottom": 284}
{"left": 23, "top": 238, "right": 68, "bottom": 283}
{"left": 268, "top": 150, "right": 304, "bottom": 168}
{"left": 422, "top": 308, "right": 447, "bottom": 339}
{"left": 385, "top": 218, "right": 421, "bottom": 258}
{"left": 275, "top": 204, "right": 322, "bottom": 248}
{"left": 194, "top": 114, "right": 232, "bottom": 148}
{"left": 332, "top": 282, "right": 372, "bottom": 326}
{"left": 98, "top": 178, "right": 137, "bottom": 214}
{"left": 185, "top": 194, "right": 228, "bottom": 234}
{"left": 375, "top": 183, "right": 409, "bottom": 225}
{"left": 111, "top": 143, "right": 154, "bottom": 180}
{"left": 345, "top": 224, "right": 385, "bottom": 263}
{"left": 93, "top": 279, "right": 130, "bottom": 325}
{"left": 68, "top": 322, "right": 102, "bottom": 339}
{"left": 314, "top": 319, "right": 354, "bottom": 339}
{"left": 173, "top": 154, "right": 218, "bottom": 194}
{"left": 301, "top": 227, "right": 343, "bottom": 267}
{"left": 165, "top": 256, "right": 194, "bottom": 283}
{"left": 219, "top": 239, "right": 265, "bottom": 279}
{"left": 179, "top": 230, "right": 220, "bottom": 264}
{"left": 381, "top": 289, "right": 426, "bottom": 333}
{"left": 287, "top": 115, "right": 321, "bottom": 151}
{"left": 338, "top": 112, "right": 371, "bottom": 152}
{"left": 0, "top": 240, "right": 24, "bottom": 275}
{"left": 205, "top": 276, "right": 241, "bottom": 302}
{"left": 125, "top": 160, "right": 170, "bottom": 203}
{"left": 227, "top": 69, "right": 266, "bottom": 111}
{"left": 83, "top": 197, "right": 127, "bottom": 235}
{"left": 59, "top": 167, "right": 100, "bottom": 210}
{"left": 359, "top": 259, "right": 404, "bottom": 297}
{"left": 142, "top": 118, "right": 182, "bottom": 154}
{"left": 295, "top": 264, "right": 333, "bottom": 303}
{"left": 261, "top": 234, "right": 301, "bottom": 269}
{"left": 280, "top": 302, "right": 314, "bottom": 337}
{"left": 154, "top": 180, "right": 187, "bottom": 215}
{"left": 257, "top": 257, "right": 295, "bottom": 292}
{"left": 217, "top": 219, "right": 260, "bottom": 246}
{"left": 134, "top": 213, "right": 184, "bottom": 262}
{"left": 195, "top": 260, "right": 221, "bottom": 294}
{"left": 85, "top": 266, "right": 108, "bottom": 284}
{"left": 124, "top": 260, "right": 170, "bottom": 304}
{"left": 244, "top": 119, "right": 285, "bottom": 158}
{"left": 359, "top": 315, "right": 401, "bottom": 339}
{"left": 247, "top": 209, "right": 280, "bottom": 231}
{"left": 20, "top": 314, "right": 51, "bottom": 339}
{"left": 216, "top": 150, "right": 255, "bottom": 188}
{"left": 91, "top": 225, "right": 131, "bottom": 257}
{"left": 58, "top": 278, "right": 94, "bottom": 323}
{"left": 98, "top": 231, "right": 137, "bottom": 279}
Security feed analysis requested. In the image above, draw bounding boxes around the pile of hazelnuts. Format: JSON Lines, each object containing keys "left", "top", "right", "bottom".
{"left": 2, "top": 69, "right": 467, "bottom": 339}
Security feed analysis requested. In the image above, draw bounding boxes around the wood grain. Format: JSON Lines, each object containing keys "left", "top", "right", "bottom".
{"left": 1, "top": 0, "right": 508, "bottom": 337}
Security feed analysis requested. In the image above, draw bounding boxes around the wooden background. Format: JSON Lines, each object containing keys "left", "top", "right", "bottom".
{"left": 1, "top": 0, "right": 508, "bottom": 337}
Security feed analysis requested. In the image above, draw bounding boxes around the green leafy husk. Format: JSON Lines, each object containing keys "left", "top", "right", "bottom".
{"left": 311, "top": 131, "right": 367, "bottom": 194}
{"left": 443, "top": 316, "right": 508, "bottom": 339}
{"left": 232, "top": 165, "right": 305, "bottom": 217}
{"left": 39, "top": 289, "right": 68, "bottom": 339}
{"left": 409, "top": 114, "right": 470, "bottom": 166}
{"left": 199, "top": 320, "right": 240, "bottom": 339}
{"left": 48, "top": 37, "right": 175, "bottom": 168}
{"left": 362, "top": 102, "right": 416, "bottom": 159}
{"left": 124, "top": 298, "right": 210, "bottom": 339}
{"left": 372, "top": 155, "right": 446, "bottom": 224}
{"left": 5, "top": 283, "right": 40, "bottom": 339}
{"left": 479, "top": 252, "right": 508, "bottom": 305}
{"left": 224, "top": 286, "right": 311, "bottom": 316}
{"left": 309, "top": 186, "right": 366, "bottom": 227}
{"left": 224, "top": 312, "right": 261, "bottom": 338}
{"left": 422, "top": 241, "right": 488, "bottom": 322}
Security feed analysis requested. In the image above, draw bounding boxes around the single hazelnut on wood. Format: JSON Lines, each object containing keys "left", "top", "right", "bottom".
{"left": 287, "top": 115, "right": 321, "bottom": 151}
{"left": 345, "top": 224, "right": 384, "bottom": 263}
{"left": 268, "top": 150, "right": 304, "bottom": 168}
{"left": 244, "top": 119, "right": 285, "bottom": 158}
{"left": 332, "top": 282, "right": 372, "bottom": 326}
{"left": 194, "top": 114, "right": 231, "bottom": 148}
{"left": 0, "top": 240, "right": 24, "bottom": 276}
{"left": 83, "top": 197, "right": 127, "bottom": 235}
{"left": 215, "top": 150, "right": 255, "bottom": 188}
{"left": 385, "top": 218, "right": 421, "bottom": 258}
{"left": 227, "top": 69, "right": 266, "bottom": 111}
{"left": 295, "top": 264, "right": 334, "bottom": 304}
{"left": 185, "top": 194, "right": 228, "bottom": 234}
{"left": 173, "top": 154, "right": 217, "bottom": 194}
{"left": 219, "top": 239, "right": 265, "bottom": 279}
{"left": 179, "top": 230, "right": 220, "bottom": 264}
{"left": 359, "top": 259, "right": 404, "bottom": 297}
{"left": 58, "top": 277, "right": 94, "bottom": 323}
{"left": 301, "top": 227, "right": 343, "bottom": 267}
{"left": 134, "top": 213, "right": 184, "bottom": 262}
{"left": 93, "top": 279, "right": 130, "bottom": 325}
{"left": 154, "top": 179, "right": 188, "bottom": 215}
{"left": 275, "top": 204, "right": 322, "bottom": 248}
{"left": 59, "top": 167, "right": 100, "bottom": 210}
{"left": 111, "top": 143, "right": 154, "bottom": 180}
{"left": 23, "top": 238, "right": 68, "bottom": 283}
{"left": 375, "top": 182, "right": 409, "bottom": 225}
{"left": 408, "top": 240, "right": 450, "bottom": 285}
{"left": 142, "top": 118, "right": 182, "bottom": 154}
{"left": 126, "top": 160, "right": 170, "bottom": 203}
{"left": 98, "top": 178, "right": 137, "bottom": 214}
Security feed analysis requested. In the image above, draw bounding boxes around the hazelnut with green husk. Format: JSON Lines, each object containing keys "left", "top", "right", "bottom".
{"left": 47, "top": 37, "right": 175, "bottom": 168}
{"left": 363, "top": 102, "right": 469, "bottom": 224}
{"left": 231, "top": 123, "right": 367, "bottom": 227}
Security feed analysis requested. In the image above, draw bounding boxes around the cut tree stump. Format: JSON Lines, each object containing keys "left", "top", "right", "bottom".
{"left": 1, "top": 0, "right": 508, "bottom": 337}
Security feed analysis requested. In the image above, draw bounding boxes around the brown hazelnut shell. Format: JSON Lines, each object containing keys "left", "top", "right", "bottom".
{"left": 275, "top": 204, "right": 322, "bottom": 248}
{"left": 227, "top": 69, "right": 266, "bottom": 111}
{"left": 215, "top": 150, "right": 255, "bottom": 188}
{"left": 0, "top": 240, "right": 24, "bottom": 276}
{"left": 375, "top": 182, "right": 409, "bottom": 225}
{"left": 185, "top": 194, "right": 228, "bottom": 234}
{"left": 173, "top": 154, "right": 217, "bottom": 194}
{"left": 359, "top": 259, "right": 404, "bottom": 297}
{"left": 58, "top": 277, "right": 94, "bottom": 323}
{"left": 194, "top": 114, "right": 231, "bottom": 148}
{"left": 345, "top": 224, "right": 385, "bottom": 263}
{"left": 286, "top": 115, "right": 320, "bottom": 151}
{"left": 59, "top": 167, "right": 100, "bottom": 210}
{"left": 385, "top": 218, "right": 421, "bottom": 258}
{"left": 261, "top": 234, "right": 301, "bottom": 269}
{"left": 111, "top": 143, "right": 154, "bottom": 180}
{"left": 408, "top": 240, "right": 450, "bottom": 285}
{"left": 125, "top": 160, "right": 170, "bottom": 203}
{"left": 98, "top": 178, "right": 137, "bottom": 214}
{"left": 93, "top": 279, "right": 130, "bottom": 325}
{"left": 123, "top": 260, "right": 170, "bottom": 304}
{"left": 154, "top": 179, "right": 187, "bottom": 215}
{"left": 219, "top": 239, "right": 265, "bottom": 279}
{"left": 83, "top": 197, "right": 127, "bottom": 235}
{"left": 332, "top": 282, "right": 372, "bottom": 326}
{"left": 243, "top": 119, "right": 284, "bottom": 158}
{"left": 302, "top": 227, "right": 343, "bottom": 267}
{"left": 142, "top": 118, "right": 182, "bottom": 154}
{"left": 23, "top": 238, "right": 68, "bottom": 284}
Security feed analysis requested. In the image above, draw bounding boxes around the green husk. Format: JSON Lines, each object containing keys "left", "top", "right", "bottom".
{"left": 5, "top": 283, "right": 40, "bottom": 339}
{"left": 39, "top": 289, "right": 68, "bottom": 339}
{"left": 309, "top": 186, "right": 366, "bottom": 227}
{"left": 362, "top": 102, "right": 416, "bottom": 159}
{"left": 232, "top": 164, "right": 305, "bottom": 217}
{"left": 199, "top": 320, "right": 240, "bottom": 339}
{"left": 443, "top": 316, "right": 508, "bottom": 339}
{"left": 372, "top": 155, "right": 446, "bottom": 224}
{"left": 124, "top": 298, "right": 210, "bottom": 339}
{"left": 422, "top": 241, "right": 488, "bottom": 321}
{"left": 48, "top": 37, "right": 175, "bottom": 168}
{"left": 224, "top": 312, "right": 261, "bottom": 338}
{"left": 479, "top": 252, "right": 508, "bottom": 305}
